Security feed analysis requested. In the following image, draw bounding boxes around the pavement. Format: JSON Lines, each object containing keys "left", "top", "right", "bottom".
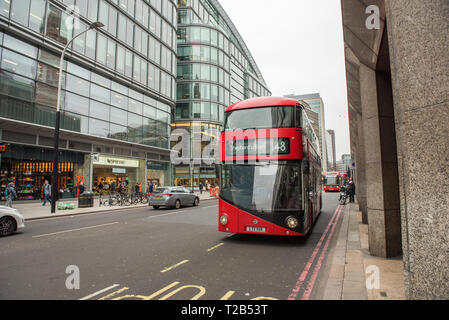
{"left": 320, "top": 201, "right": 406, "bottom": 300}
{"left": 6, "top": 192, "right": 218, "bottom": 221}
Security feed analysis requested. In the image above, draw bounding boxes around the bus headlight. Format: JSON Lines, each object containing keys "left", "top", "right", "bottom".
{"left": 286, "top": 216, "right": 299, "bottom": 229}
{"left": 220, "top": 215, "right": 228, "bottom": 225}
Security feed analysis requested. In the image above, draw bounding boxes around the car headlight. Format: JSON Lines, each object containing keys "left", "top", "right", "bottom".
{"left": 286, "top": 216, "right": 299, "bottom": 229}
{"left": 219, "top": 215, "right": 228, "bottom": 225}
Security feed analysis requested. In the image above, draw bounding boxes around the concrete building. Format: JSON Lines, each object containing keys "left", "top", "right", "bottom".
{"left": 341, "top": 0, "right": 448, "bottom": 299}
{"left": 326, "top": 129, "right": 336, "bottom": 171}
{"left": 284, "top": 93, "right": 327, "bottom": 171}
{"left": 173, "top": 0, "right": 271, "bottom": 187}
{"left": 0, "top": 0, "right": 176, "bottom": 201}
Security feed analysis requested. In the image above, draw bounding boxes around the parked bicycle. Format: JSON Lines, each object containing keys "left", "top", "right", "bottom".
{"left": 99, "top": 191, "right": 132, "bottom": 207}
{"left": 131, "top": 192, "right": 149, "bottom": 205}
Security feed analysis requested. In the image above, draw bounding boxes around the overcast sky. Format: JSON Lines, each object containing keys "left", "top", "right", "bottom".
{"left": 219, "top": 0, "right": 350, "bottom": 159}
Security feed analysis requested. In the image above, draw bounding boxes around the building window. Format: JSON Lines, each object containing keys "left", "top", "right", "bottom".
{"left": 1, "top": 49, "right": 37, "bottom": 79}
{"left": 64, "top": 91, "right": 89, "bottom": 115}
{"left": 3, "top": 35, "right": 38, "bottom": 59}
{"left": 10, "top": 0, "right": 30, "bottom": 26}
{"left": 45, "top": 4, "right": 73, "bottom": 45}
{"left": 0, "top": 71, "right": 35, "bottom": 102}
{"left": 29, "top": 0, "right": 46, "bottom": 34}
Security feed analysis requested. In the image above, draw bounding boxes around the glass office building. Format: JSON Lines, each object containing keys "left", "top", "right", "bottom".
{"left": 174, "top": 0, "right": 271, "bottom": 188}
{"left": 0, "top": 0, "right": 176, "bottom": 200}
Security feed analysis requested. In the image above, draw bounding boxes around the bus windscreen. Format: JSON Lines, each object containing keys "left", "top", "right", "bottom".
{"left": 220, "top": 163, "right": 302, "bottom": 214}
{"left": 224, "top": 106, "right": 296, "bottom": 131}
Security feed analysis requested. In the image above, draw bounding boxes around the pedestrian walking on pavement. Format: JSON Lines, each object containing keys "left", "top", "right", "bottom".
{"left": 5, "top": 181, "right": 17, "bottom": 208}
{"left": 348, "top": 181, "right": 356, "bottom": 203}
{"left": 42, "top": 180, "right": 52, "bottom": 206}
{"left": 78, "top": 182, "right": 85, "bottom": 195}
{"left": 199, "top": 182, "right": 204, "bottom": 194}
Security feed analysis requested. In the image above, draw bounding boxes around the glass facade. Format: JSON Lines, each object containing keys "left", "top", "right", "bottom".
{"left": 0, "top": 0, "right": 175, "bottom": 148}
{"left": 0, "top": 0, "right": 271, "bottom": 190}
{"left": 174, "top": 0, "right": 271, "bottom": 187}
{"left": 0, "top": 0, "right": 175, "bottom": 196}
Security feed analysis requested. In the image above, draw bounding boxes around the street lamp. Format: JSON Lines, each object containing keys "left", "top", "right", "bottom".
{"left": 51, "top": 21, "right": 104, "bottom": 214}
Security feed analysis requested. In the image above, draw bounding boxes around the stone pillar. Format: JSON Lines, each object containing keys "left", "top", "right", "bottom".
{"left": 355, "top": 112, "right": 367, "bottom": 223}
{"left": 359, "top": 62, "right": 401, "bottom": 258}
{"left": 386, "top": 0, "right": 449, "bottom": 299}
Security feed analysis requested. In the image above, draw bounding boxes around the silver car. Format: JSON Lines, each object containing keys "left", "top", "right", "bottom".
{"left": 0, "top": 205, "right": 25, "bottom": 237}
{"left": 148, "top": 187, "right": 200, "bottom": 209}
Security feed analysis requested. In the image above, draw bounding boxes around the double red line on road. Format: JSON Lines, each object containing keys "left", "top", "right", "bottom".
{"left": 287, "top": 204, "right": 344, "bottom": 300}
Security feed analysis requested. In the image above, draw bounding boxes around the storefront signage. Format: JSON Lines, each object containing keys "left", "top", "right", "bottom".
{"left": 93, "top": 156, "right": 139, "bottom": 168}
{"left": 112, "top": 168, "right": 127, "bottom": 174}
{"left": 0, "top": 145, "right": 6, "bottom": 152}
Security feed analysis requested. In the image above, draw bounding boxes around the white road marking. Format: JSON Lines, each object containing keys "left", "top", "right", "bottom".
{"left": 32, "top": 222, "right": 119, "bottom": 238}
{"left": 160, "top": 260, "right": 189, "bottom": 273}
{"left": 79, "top": 284, "right": 120, "bottom": 300}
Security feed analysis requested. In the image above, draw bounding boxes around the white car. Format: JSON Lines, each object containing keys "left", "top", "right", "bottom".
{"left": 0, "top": 205, "right": 25, "bottom": 237}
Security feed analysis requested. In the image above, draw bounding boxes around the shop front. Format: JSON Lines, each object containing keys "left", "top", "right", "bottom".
{"left": 146, "top": 161, "right": 170, "bottom": 189}
{"left": 92, "top": 155, "right": 145, "bottom": 195}
{"left": 173, "top": 165, "right": 219, "bottom": 190}
{"left": 0, "top": 143, "right": 85, "bottom": 201}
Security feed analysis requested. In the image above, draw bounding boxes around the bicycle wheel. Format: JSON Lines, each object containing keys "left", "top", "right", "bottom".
{"left": 140, "top": 195, "right": 149, "bottom": 204}
{"left": 123, "top": 194, "right": 132, "bottom": 206}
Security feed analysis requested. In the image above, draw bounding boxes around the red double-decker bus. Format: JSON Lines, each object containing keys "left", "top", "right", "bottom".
{"left": 218, "top": 97, "right": 322, "bottom": 236}
{"left": 323, "top": 172, "right": 341, "bottom": 192}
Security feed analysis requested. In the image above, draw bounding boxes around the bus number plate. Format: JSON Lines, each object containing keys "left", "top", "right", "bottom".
{"left": 246, "top": 226, "right": 266, "bottom": 232}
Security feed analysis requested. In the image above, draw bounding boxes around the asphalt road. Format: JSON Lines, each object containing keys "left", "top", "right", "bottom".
{"left": 0, "top": 193, "right": 343, "bottom": 300}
